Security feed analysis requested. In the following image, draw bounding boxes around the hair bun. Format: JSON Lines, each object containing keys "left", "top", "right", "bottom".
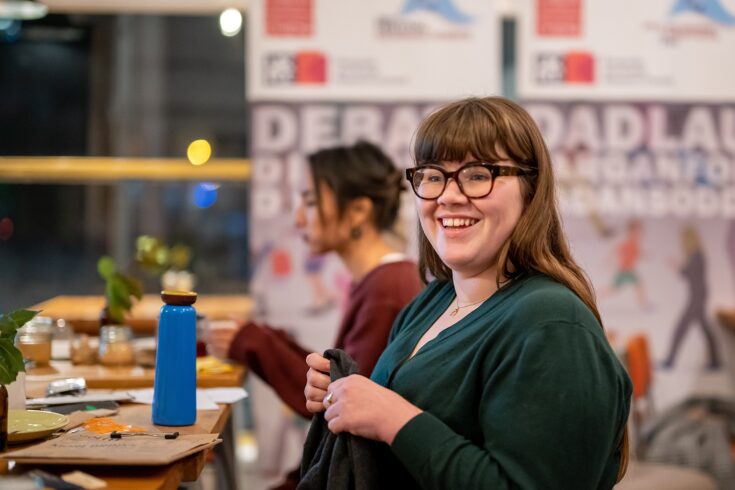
{"left": 393, "top": 170, "right": 406, "bottom": 193}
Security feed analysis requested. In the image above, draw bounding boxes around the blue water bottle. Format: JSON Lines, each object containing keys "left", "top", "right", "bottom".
{"left": 153, "top": 290, "right": 197, "bottom": 426}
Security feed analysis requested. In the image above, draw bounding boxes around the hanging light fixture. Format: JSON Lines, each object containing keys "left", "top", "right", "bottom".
{"left": 0, "top": 0, "right": 48, "bottom": 20}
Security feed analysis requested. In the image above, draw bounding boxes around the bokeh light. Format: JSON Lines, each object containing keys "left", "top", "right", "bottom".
{"left": 0, "top": 19, "right": 22, "bottom": 42}
{"left": 193, "top": 183, "right": 220, "bottom": 209}
{"left": 187, "top": 139, "right": 212, "bottom": 166}
{"left": 219, "top": 8, "right": 243, "bottom": 37}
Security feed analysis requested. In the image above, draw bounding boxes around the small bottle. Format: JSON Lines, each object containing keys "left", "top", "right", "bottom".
{"left": 153, "top": 290, "right": 197, "bottom": 426}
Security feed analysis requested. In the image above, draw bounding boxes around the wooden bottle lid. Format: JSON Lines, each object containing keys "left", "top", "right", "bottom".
{"left": 161, "top": 291, "right": 198, "bottom": 306}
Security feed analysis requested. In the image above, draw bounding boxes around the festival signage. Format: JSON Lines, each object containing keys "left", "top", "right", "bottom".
{"left": 519, "top": 0, "right": 735, "bottom": 101}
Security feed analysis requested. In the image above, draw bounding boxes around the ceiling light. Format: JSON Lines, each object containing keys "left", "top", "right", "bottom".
{"left": 219, "top": 8, "right": 242, "bottom": 37}
{"left": 0, "top": 0, "right": 48, "bottom": 20}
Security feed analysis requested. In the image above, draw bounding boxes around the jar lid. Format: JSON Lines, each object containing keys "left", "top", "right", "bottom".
{"left": 161, "top": 290, "right": 197, "bottom": 306}
{"left": 100, "top": 325, "right": 132, "bottom": 342}
{"left": 18, "top": 316, "right": 54, "bottom": 335}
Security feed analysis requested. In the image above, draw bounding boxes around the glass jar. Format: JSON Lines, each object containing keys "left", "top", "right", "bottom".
{"left": 70, "top": 334, "right": 97, "bottom": 365}
{"left": 98, "top": 325, "right": 135, "bottom": 367}
{"left": 15, "top": 316, "right": 54, "bottom": 367}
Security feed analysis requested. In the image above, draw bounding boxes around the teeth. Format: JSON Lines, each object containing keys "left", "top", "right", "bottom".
{"left": 441, "top": 218, "right": 477, "bottom": 228}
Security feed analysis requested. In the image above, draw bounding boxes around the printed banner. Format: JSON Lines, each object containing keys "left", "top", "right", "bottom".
{"left": 248, "top": 0, "right": 499, "bottom": 101}
{"left": 526, "top": 100, "right": 735, "bottom": 407}
{"left": 519, "top": 0, "right": 735, "bottom": 101}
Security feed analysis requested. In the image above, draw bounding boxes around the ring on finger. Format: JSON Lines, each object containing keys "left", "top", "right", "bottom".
{"left": 324, "top": 391, "right": 334, "bottom": 406}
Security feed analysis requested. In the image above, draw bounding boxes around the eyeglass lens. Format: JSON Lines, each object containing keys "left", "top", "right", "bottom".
{"left": 412, "top": 166, "right": 494, "bottom": 199}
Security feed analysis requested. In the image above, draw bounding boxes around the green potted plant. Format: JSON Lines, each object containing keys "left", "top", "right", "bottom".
{"left": 0, "top": 308, "right": 39, "bottom": 450}
{"left": 97, "top": 256, "right": 143, "bottom": 325}
{"left": 135, "top": 235, "right": 195, "bottom": 292}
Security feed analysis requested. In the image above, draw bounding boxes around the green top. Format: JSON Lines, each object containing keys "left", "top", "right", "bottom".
{"left": 371, "top": 273, "right": 631, "bottom": 490}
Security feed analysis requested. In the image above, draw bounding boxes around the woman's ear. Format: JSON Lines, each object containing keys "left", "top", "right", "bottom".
{"left": 345, "top": 197, "right": 374, "bottom": 230}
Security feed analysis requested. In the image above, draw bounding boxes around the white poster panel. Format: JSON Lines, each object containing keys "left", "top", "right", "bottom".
{"left": 248, "top": 0, "right": 499, "bottom": 101}
{"left": 526, "top": 100, "right": 735, "bottom": 408}
{"left": 518, "top": 0, "right": 735, "bottom": 101}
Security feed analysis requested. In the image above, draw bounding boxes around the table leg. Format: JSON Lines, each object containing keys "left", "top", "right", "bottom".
{"left": 214, "top": 415, "right": 238, "bottom": 490}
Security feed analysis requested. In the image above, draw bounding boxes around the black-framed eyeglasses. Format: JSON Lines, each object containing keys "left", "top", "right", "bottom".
{"left": 405, "top": 162, "right": 536, "bottom": 200}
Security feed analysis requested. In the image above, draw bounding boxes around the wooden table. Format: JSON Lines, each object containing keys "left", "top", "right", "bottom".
{"left": 17, "top": 360, "right": 247, "bottom": 489}
{"left": 2, "top": 403, "right": 232, "bottom": 490}
{"left": 25, "top": 360, "right": 245, "bottom": 397}
{"left": 32, "top": 294, "right": 253, "bottom": 335}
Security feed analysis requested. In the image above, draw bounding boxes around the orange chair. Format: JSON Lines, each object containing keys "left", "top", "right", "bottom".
{"left": 614, "top": 333, "right": 717, "bottom": 489}
{"left": 625, "top": 334, "right": 654, "bottom": 446}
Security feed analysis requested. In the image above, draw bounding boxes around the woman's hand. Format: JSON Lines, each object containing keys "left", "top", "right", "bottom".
{"left": 204, "top": 320, "right": 241, "bottom": 359}
{"left": 323, "top": 374, "right": 422, "bottom": 445}
{"left": 305, "top": 353, "right": 331, "bottom": 413}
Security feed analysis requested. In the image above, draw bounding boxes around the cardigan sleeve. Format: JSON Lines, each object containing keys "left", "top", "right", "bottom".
{"left": 390, "top": 322, "right": 629, "bottom": 490}
{"left": 228, "top": 322, "right": 312, "bottom": 418}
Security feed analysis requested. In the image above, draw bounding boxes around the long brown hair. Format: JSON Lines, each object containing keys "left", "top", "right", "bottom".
{"left": 413, "top": 97, "right": 629, "bottom": 481}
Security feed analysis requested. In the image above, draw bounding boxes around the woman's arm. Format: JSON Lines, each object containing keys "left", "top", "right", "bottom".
{"left": 227, "top": 322, "right": 313, "bottom": 418}
{"left": 391, "top": 323, "right": 629, "bottom": 489}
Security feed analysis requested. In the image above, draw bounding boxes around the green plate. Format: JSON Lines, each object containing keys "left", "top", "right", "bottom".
{"left": 7, "top": 409, "right": 69, "bottom": 444}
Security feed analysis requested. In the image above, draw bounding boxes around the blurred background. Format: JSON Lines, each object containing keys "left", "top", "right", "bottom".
{"left": 2, "top": 1, "right": 735, "bottom": 489}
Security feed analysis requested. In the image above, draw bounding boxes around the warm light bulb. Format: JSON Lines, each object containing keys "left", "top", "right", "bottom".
{"left": 187, "top": 139, "right": 212, "bottom": 166}
{"left": 219, "top": 8, "right": 242, "bottom": 37}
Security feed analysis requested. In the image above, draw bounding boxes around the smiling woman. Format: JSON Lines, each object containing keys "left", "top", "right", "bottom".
{"left": 304, "top": 97, "right": 632, "bottom": 489}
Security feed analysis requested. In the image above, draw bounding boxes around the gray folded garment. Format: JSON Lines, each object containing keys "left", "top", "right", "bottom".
{"left": 298, "top": 348, "right": 383, "bottom": 490}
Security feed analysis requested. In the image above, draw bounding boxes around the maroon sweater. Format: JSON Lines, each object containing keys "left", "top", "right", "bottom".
{"left": 228, "top": 260, "right": 423, "bottom": 418}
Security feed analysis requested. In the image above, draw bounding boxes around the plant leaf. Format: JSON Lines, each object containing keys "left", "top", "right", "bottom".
{"left": 9, "top": 309, "right": 40, "bottom": 329}
{"left": 0, "top": 309, "right": 39, "bottom": 339}
{"left": 120, "top": 274, "right": 144, "bottom": 300}
{"left": 98, "top": 256, "right": 117, "bottom": 280}
{"left": 107, "top": 304, "right": 126, "bottom": 325}
{"left": 0, "top": 337, "right": 25, "bottom": 385}
{"left": 170, "top": 245, "right": 192, "bottom": 270}
{"left": 0, "top": 314, "right": 17, "bottom": 338}
{"left": 109, "top": 276, "right": 132, "bottom": 310}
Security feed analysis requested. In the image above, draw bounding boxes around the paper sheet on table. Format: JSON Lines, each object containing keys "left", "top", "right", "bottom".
{"left": 61, "top": 408, "right": 118, "bottom": 431}
{"left": 202, "top": 388, "right": 248, "bottom": 404}
{"left": 2, "top": 431, "right": 221, "bottom": 466}
{"left": 123, "top": 387, "right": 247, "bottom": 411}
{"left": 26, "top": 392, "right": 132, "bottom": 407}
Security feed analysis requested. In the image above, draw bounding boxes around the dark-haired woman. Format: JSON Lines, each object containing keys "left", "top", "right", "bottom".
{"left": 205, "top": 141, "right": 423, "bottom": 485}
{"left": 305, "top": 98, "right": 631, "bottom": 489}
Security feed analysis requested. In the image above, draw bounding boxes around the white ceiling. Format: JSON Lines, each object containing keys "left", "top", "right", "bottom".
{"left": 44, "top": 0, "right": 249, "bottom": 15}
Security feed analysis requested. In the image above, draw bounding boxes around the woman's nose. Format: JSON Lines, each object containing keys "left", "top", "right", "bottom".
{"left": 437, "top": 178, "right": 468, "bottom": 205}
{"left": 294, "top": 205, "right": 306, "bottom": 228}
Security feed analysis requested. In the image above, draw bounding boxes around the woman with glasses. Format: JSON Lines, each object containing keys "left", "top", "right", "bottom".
{"left": 304, "top": 97, "right": 631, "bottom": 488}
{"left": 206, "top": 141, "right": 422, "bottom": 489}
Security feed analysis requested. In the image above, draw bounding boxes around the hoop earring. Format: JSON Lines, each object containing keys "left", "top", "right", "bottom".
{"left": 350, "top": 227, "right": 362, "bottom": 240}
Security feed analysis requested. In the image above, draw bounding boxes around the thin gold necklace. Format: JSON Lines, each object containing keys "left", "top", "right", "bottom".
{"left": 449, "top": 294, "right": 491, "bottom": 316}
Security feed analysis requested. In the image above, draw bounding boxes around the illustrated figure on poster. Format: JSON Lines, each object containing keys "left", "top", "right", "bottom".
{"left": 601, "top": 219, "right": 651, "bottom": 310}
{"left": 662, "top": 225, "right": 721, "bottom": 370}
{"left": 303, "top": 254, "right": 337, "bottom": 315}
{"left": 564, "top": 143, "right": 614, "bottom": 239}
